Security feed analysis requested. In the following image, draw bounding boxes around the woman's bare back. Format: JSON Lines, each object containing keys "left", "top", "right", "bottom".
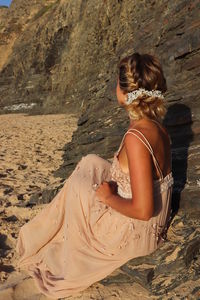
{"left": 117, "top": 119, "right": 172, "bottom": 180}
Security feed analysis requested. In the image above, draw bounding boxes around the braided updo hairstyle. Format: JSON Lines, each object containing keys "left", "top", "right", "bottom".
{"left": 118, "top": 52, "right": 167, "bottom": 121}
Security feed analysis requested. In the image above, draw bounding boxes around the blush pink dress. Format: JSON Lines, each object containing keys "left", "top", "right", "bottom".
{"left": 16, "top": 120, "right": 174, "bottom": 299}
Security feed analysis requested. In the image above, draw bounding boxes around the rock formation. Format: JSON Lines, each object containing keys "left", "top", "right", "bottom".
{"left": 0, "top": 0, "right": 200, "bottom": 297}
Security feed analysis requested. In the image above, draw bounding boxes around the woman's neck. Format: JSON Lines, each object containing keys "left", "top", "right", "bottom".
{"left": 129, "top": 116, "right": 158, "bottom": 128}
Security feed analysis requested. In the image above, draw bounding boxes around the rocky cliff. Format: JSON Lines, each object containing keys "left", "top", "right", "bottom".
{"left": 0, "top": 0, "right": 200, "bottom": 297}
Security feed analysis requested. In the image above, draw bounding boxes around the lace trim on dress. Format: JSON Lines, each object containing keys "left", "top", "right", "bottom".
{"left": 110, "top": 155, "right": 174, "bottom": 199}
{"left": 117, "top": 173, "right": 174, "bottom": 198}
{"left": 117, "top": 186, "right": 132, "bottom": 198}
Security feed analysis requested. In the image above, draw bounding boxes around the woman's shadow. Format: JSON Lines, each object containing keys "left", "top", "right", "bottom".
{"left": 163, "top": 103, "right": 194, "bottom": 215}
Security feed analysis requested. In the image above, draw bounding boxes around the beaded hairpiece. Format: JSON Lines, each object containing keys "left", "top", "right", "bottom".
{"left": 125, "top": 88, "right": 164, "bottom": 105}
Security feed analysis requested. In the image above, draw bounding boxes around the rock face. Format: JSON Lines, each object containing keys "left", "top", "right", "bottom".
{"left": 0, "top": 0, "right": 200, "bottom": 297}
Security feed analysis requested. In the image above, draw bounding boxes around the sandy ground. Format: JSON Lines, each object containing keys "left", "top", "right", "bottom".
{"left": 0, "top": 113, "right": 199, "bottom": 300}
{"left": 0, "top": 113, "right": 77, "bottom": 296}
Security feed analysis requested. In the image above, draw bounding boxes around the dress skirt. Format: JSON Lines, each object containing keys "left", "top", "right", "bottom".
{"left": 16, "top": 154, "right": 142, "bottom": 298}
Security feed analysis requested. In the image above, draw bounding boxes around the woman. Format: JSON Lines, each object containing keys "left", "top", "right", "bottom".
{"left": 16, "top": 52, "right": 174, "bottom": 298}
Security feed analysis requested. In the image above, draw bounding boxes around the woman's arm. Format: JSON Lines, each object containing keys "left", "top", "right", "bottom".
{"left": 96, "top": 133, "right": 154, "bottom": 221}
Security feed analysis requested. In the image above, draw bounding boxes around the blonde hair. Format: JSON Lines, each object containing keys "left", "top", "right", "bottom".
{"left": 118, "top": 52, "right": 167, "bottom": 121}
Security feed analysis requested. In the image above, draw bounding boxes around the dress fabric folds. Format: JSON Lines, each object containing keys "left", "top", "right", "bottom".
{"left": 16, "top": 127, "right": 174, "bottom": 299}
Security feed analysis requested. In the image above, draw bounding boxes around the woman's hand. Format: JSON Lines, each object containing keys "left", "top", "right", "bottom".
{"left": 95, "top": 181, "right": 118, "bottom": 204}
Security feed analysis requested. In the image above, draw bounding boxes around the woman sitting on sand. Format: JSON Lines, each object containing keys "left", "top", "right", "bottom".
{"left": 16, "top": 52, "right": 174, "bottom": 299}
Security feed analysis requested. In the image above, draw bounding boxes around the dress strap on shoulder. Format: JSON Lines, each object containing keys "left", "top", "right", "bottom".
{"left": 124, "top": 128, "right": 164, "bottom": 181}
{"left": 151, "top": 119, "right": 172, "bottom": 145}
{"left": 150, "top": 119, "right": 162, "bottom": 127}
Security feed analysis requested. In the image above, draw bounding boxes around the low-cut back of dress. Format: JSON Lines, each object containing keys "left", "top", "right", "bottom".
{"left": 16, "top": 120, "right": 174, "bottom": 299}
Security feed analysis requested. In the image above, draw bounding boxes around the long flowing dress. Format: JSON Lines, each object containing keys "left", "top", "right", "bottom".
{"left": 16, "top": 121, "right": 174, "bottom": 299}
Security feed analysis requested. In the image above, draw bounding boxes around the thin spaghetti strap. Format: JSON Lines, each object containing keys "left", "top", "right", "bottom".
{"left": 151, "top": 119, "right": 171, "bottom": 139}
{"left": 117, "top": 126, "right": 155, "bottom": 155}
{"left": 151, "top": 119, "right": 171, "bottom": 144}
{"left": 124, "top": 132, "right": 153, "bottom": 153}
{"left": 125, "top": 129, "right": 164, "bottom": 181}
{"left": 150, "top": 119, "right": 163, "bottom": 127}
{"left": 128, "top": 129, "right": 154, "bottom": 152}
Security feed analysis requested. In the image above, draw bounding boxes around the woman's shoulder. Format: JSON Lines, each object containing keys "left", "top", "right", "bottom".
{"left": 126, "top": 120, "right": 170, "bottom": 148}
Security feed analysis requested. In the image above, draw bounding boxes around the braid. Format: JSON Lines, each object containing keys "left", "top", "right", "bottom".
{"left": 126, "top": 58, "right": 138, "bottom": 91}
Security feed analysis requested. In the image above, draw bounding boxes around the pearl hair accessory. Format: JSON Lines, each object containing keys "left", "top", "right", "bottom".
{"left": 125, "top": 88, "right": 164, "bottom": 105}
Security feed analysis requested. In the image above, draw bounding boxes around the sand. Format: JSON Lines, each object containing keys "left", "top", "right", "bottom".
{"left": 0, "top": 113, "right": 77, "bottom": 298}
